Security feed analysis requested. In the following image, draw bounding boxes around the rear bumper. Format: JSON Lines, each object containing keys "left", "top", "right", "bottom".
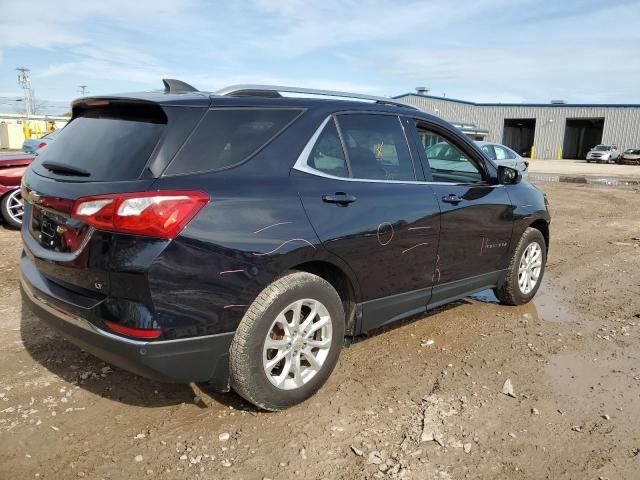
{"left": 20, "top": 256, "right": 233, "bottom": 390}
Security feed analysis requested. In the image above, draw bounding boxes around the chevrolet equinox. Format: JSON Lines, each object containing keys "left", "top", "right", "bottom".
{"left": 20, "top": 80, "right": 551, "bottom": 410}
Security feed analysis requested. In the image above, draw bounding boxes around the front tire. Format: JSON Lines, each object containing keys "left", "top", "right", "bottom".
{"left": 1, "top": 189, "right": 24, "bottom": 229}
{"left": 494, "top": 227, "right": 546, "bottom": 306}
{"left": 230, "top": 271, "right": 345, "bottom": 411}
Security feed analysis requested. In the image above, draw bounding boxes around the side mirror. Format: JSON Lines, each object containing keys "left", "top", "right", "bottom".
{"left": 497, "top": 165, "right": 521, "bottom": 185}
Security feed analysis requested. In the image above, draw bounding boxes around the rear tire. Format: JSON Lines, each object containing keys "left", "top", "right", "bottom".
{"left": 1, "top": 190, "right": 23, "bottom": 229}
{"left": 230, "top": 271, "right": 345, "bottom": 411}
{"left": 494, "top": 227, "right": 546, "bottom": 306}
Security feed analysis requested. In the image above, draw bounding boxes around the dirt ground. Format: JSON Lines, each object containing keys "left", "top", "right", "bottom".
{"left": 1, "top": 182, "right": 640, "bottom": 480}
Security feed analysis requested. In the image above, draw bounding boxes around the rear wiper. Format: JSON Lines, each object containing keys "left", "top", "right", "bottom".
{"left": 41, "top": 161, "right": 91, "bottom": 177}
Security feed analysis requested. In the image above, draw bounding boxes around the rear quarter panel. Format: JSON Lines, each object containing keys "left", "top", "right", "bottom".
{"left": 146, "top": 173, "right": 357, "bottom": 338}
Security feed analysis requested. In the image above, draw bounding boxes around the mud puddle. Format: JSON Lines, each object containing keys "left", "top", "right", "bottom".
{"left": 470, "top": 284, "right": 579, "bottom": 325}
{"left": 531, "top": 173, "right": 640, "bottom": 189}
{"left": 545, "top": 352, "right": 640, "bottom": 418}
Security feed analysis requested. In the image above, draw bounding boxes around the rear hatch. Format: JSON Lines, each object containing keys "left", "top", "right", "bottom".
{"left": 22, "top": 96, "right": 208, "bottom": 296}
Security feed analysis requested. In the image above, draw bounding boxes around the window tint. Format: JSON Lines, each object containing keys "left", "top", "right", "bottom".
{"left": 494, "top": 145, "right": 515, "bottom": 160}
{"left": 166, "top": 108, "right": 302, "bottom": 175}
{"left": 419, "top": 129, "right": 483, "bottom": 184}
{"left": 308, "top": 119, "right": 349, "bottom": 178}
{"left": 337, "top": 114, "right": 414, "bottom": 181}
{"left": 33, "top": 116, "right": 164, "bottom": 182}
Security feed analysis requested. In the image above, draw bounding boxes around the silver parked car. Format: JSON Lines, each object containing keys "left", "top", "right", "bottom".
{"left": 621, "top": 148, "right": 640, "bottom": 165}
{"left": 586, "top": 144, "right": 621, "bottom": 163}
{"left": 475, "top": 141, "right": 529, "bottom": 179}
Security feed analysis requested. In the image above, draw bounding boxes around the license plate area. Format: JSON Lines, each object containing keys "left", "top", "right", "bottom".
{"left": 30, "top": 206, "right": 91, "bottom": 254}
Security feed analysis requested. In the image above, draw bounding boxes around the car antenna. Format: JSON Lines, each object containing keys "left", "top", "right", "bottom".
{"left": 162, "top": 79, "right": 199, "bottom": 94}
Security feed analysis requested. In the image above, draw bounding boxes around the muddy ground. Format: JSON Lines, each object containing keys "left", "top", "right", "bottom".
{"left": 1, "top": 182, "right": 640, "bottom": 480}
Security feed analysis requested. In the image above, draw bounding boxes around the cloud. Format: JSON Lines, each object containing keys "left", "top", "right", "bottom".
{"left": 380, "top": 1, "right": 640, "bottom": 102}
{"left": 0, "top": 0, "right": 639, "bottom": 104}
{"left": 38, "top": 44, "right": 168, "bottom": 85}
{"left": 249, "top": 0, "right": 513, "bottom": 56}
{"left": 0, "top": 0, "right": 202, "bottom": 49}
{"left": 0, "top": 0, "right": 203, "bottom": 91}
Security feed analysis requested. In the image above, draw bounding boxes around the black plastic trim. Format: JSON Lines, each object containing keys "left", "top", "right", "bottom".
{"left": 21, "top": 262, "right": 234, "bottom": 389}
{"left": 429, "top": 270, "right": 505, "bottom": 309}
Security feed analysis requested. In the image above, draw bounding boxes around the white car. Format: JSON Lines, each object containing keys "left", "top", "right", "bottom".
{"left": 475, "top": 141, "right": 529, "bottom": 179}
{"left": 586, "top": 144, "right": 621, "bottom": 163}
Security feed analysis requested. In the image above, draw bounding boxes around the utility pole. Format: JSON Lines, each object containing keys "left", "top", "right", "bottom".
{"left": 78, "top": 85, "right": 89, "bottom": 97}
{"left": 16, "top": 67, "right": 34, "bottom": 118}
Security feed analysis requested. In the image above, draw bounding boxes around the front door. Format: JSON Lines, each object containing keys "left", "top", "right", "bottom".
{"left": 293, "top": 113, "right": 441, "bottom": 333}
{"left": 409, "top": 121, "right": 514, "bottom": 306}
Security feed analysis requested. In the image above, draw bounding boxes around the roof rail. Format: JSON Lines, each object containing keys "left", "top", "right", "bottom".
{"left": 214, "top": 84, "right": 418, "bottom": 110}
{"left": 162, "top": 78, "right": 199, "bottom": 94}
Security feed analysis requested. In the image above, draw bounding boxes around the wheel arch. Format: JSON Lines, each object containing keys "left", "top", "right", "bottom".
{"left": 529, "top": 218, "right": 549, "bottom": 252}
{"left": 288, "top": 259, "right": 360, "bottom": 337}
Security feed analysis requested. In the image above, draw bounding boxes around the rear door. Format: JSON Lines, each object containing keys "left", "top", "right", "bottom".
{"left": 293, "top": 113, "right": 441, "bottom": 333}
{"left": 409, "top": 120, "right": 514, "bottom": 306}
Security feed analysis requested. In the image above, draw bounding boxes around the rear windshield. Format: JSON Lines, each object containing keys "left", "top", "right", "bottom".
{"left": 32, "top": 106, "right": 165, "bottom": 182}
{"left": 164, "top": 108, "right": 303, "bottom": 175}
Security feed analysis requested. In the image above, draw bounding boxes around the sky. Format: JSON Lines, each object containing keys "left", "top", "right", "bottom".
{"left": 1, "top": 0, "right": 639, "bottom": 114}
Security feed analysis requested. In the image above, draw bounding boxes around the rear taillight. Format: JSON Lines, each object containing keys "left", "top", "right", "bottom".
{"left": 103, "top": 321, "right": 162, "bottom": 339}
{"left": 71, "top": 190, "right": 209, "bottom": 239}
{"left": 37, "top": 142, "right": 47, "bottom": 150}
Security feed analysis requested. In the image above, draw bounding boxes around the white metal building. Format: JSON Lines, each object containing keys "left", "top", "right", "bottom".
{"left": 394, "top": 90, "right": 640, "bottom": 159}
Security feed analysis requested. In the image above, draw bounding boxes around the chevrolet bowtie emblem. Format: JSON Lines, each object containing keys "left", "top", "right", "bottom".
{"left": 25, "top": 188, "right": 43, "bottom": 205}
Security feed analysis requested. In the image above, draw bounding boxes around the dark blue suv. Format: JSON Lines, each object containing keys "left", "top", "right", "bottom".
{"left": 20, "top": 81, "right": 550, "bottom": 410}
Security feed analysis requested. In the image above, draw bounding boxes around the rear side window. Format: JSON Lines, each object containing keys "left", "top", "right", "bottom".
{"left": 33, "top": 114, "right": 164, "bottom": 182}
{"left": 308, "top": 119, "right": 349, "bottom": 178}
{"left": 337, "top": 114, "right": 414, "bottom": 181}
{"left": 165, "top": 108, "right": 302, "bottom": 175}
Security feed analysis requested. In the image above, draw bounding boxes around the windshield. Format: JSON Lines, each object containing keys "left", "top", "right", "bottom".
{"left": 593, "top": 145, "right": 610, "bottom": 151}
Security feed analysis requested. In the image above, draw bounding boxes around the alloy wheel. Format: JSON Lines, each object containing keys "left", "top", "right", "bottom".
{"left": 518, "top": 242, "right": 542, "bottom": 294}
{"left": 263, "top": 299, "right": 332, "bottom": 390}
{"left": 6, "top": 190, "right": 24, "bottom": 225}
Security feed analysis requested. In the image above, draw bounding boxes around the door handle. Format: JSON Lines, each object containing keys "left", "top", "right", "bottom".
{"left": 441, "top": 194, "right": 463, "bottom": 204}
{"left": 322, "top": 192, "right": 357, "bottom": 205}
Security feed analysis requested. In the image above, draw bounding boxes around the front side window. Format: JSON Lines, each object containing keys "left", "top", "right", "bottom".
{"left": 337, "top": 114, "right": 415, "bottom": 181}
{"left": 419, "top": 127, "right": 484, "bottom": 184}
